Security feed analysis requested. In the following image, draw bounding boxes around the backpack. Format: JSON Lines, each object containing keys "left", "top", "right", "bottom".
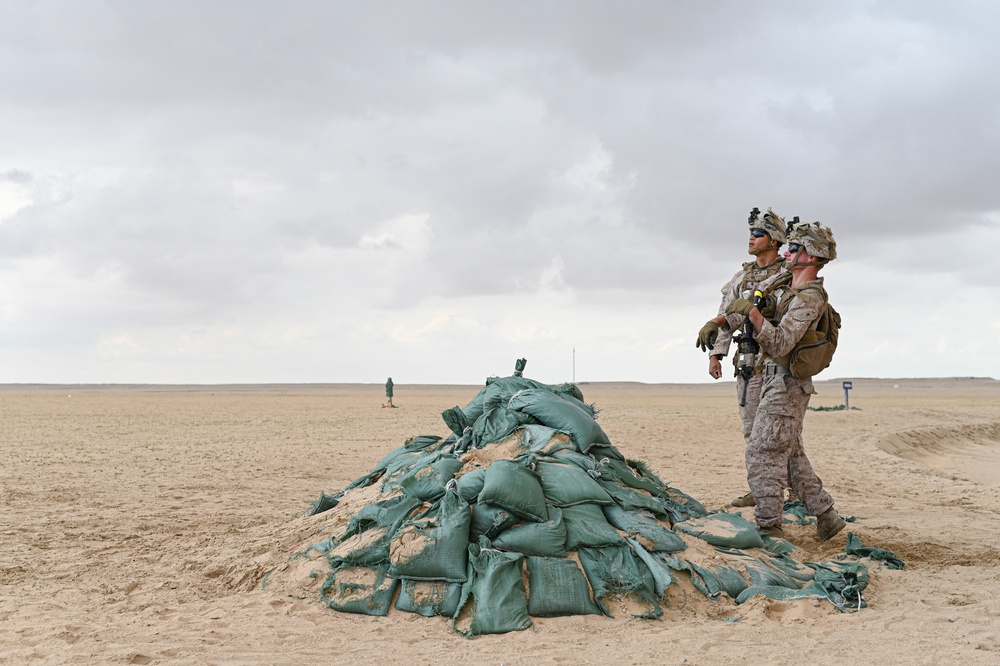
{"left": 789, "top": 298, "right": 841, "bottom": 379}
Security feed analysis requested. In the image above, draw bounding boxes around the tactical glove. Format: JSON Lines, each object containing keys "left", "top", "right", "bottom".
{"left": 696, "top": 321, "right": 720, "bottom": 352}
{"left": 725, "top": 298, "right": 755, "bottom": 317}
{"left": 757, "top": 294, "right": 777, "bottom": 319}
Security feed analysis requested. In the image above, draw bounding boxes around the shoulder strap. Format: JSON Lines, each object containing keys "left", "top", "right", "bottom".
{"left": 787, "top": 282, "right": 827, "bottom": 305}
{"left": 758, "top": 272, "right": 792, "bottom": 299}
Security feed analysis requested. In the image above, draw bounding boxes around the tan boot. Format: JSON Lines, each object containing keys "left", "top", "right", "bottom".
{"left": 731, "top": 491, "right": 756, "bottom": 507}
{"left": 760, "top": 524, "right": 785, "bottom": 538}
{"left": 815, "top": 507, "right": 847, "bottom": 541}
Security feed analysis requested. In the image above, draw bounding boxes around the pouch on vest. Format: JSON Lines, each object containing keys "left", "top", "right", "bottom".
{"left": 789, "top": 302, "right": 841, "bottom": 379}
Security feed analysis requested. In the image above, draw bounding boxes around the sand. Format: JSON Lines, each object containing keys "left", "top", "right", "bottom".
{"left": 2, "top": 378, "right": 999, "bottom": 664}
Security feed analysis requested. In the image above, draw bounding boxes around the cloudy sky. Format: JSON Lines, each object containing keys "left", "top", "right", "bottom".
{"left": 2, "top": 1, "right": 998, "bottom": 385}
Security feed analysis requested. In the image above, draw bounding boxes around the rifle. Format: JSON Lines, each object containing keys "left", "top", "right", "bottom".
{"left": 733, "top": 290, "right": 763, "bottom": 406}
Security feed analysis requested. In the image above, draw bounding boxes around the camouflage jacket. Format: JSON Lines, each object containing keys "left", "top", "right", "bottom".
{"left": 710, "top": 256, "right": 787, "bottom": 358}
{"left": 754, "top": 273, "right": 827, "bottom": 369}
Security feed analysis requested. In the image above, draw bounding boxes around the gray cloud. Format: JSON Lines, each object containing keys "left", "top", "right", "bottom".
{"left": 0, "top": 1, "right": 997, "bottom": 381}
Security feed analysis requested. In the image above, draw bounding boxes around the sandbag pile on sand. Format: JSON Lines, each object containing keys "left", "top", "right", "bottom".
{"left": 263, "top": 370, "right": 871, "bottom": 635}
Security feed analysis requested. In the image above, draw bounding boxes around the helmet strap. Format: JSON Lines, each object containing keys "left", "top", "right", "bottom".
{"left": 788, "top": 250, "right": 828, "bottom": 268}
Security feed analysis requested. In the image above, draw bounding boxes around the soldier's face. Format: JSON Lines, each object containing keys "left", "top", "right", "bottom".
{"left": 785, "top": 243, "right": 818, "bottom": 267}
{"left": 748, "top": 230, "right": 771, "bottom": 253}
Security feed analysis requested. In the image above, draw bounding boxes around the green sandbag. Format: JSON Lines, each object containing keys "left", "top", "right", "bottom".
{"left": 736, "top": 561, "right": 869, "bottom": 611}
{"left": 454, "top": 542, "right": 532, "bottom": 637}
{"left": 782, "top": 499, "right": 817, "bottom": 525}
{"left": 478, "top": 460, "right": 547, "bottom": 522}
{"left": 492, "top": 506, "right": 567, "bottom": 557}
{"left": 577, "top": 545, "right": 662, "bottom": 619}
{"left": 374, "top": 445, "right": 416, "bottom": 473}
{"left": 329, "top": 495, "right": 423, "bottom": 566}
{"left": 441, "top": 406, "right": 470, "bottom": 437}
{"left": 346, "top": 494, "right": 423, "bottom": 538}
{"left": 674, "top": 512, "right": 764, "bottom": 550}
{"left": 398, "top": 454, "right": 465, "bottom": 501}
{"left": 507, "top": 389, "right": 612, "bottom": 453}
{"left": 602, "top": 505, "right": 686, "bottom": 553}
{"left": 598, "top": 480, "right": 669, "bottom": 518}
{"left": 601, "top": 459, "right": 667, "bottom": 497}
{"left": 469, "top": 502, "right": 519, "bottom": 540}
{"left": 520, "top": 424, "right": 575, "bottom": 455}
{"left": 377, "top": 435, "right": 447, "bottom": 472}
{"left": 380, "top": 450, "right": 428, "bottom": 492}
{"left": 469, "top": 406, "right": 533, "bottom": 450}
{"left": 756, "top": 552, "right": 820, "bottom": 583}
{"left": 404, "top": 434, "right": 447, "bottom": 453}
{"left": 525, "top": 555, "right": 602, "bottom": 617}
{"left": 462, "top": 376, "right": 545, "bottom": 423}
{"left": 717, "top": 549, "right": 802, "bottom": 590}
{"left": 586, "top": 444, "right": 625, "bottom": 462}
{"left": 388, "top": 488, "right": 471, "bottom": 583}
{"left": 762, "top": 533, "right": 797, "bottom": 556}
{"left": 625, "top": 537, "right": 674, "bottom": 598}
{"left": 561, "top": 502, "right": 625, "bottom": 550}
{"left": 845, "top": 532, "right": 905, "bottom": 570}
{"left": 656, "top": 553, "right": 748, "bottom": 600}
{"left": 455, "top": 469, "right": 486, "bottom": 502}
{"left": 321, "top": 563, "right": 398, "bottom": 616}
{"left": 660, "top": 487, "right": 709, "bottom": 521}
{"left": 307, "top": 491, "right": 340, "bottom": 516}
{"left": 394, "top": 579, "right": 463, "bottom": 617}
{"left": 535, "top": 460, "right": 613, "bottom": 507}
{"left": 551, "top": 449, "right": 600, "bottom": 471}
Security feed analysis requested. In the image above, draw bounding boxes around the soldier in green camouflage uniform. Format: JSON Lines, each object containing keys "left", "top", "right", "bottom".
{"left": 725, "top": 221, "right": 847, "bottom": 541}
{"left": 696, "top": 208, "right": 787, "bottom": 507}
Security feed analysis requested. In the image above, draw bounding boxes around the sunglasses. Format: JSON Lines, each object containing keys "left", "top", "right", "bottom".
{"left": 750, "top": 229, "right": 769, "bottom": 238}
{"left": 787, "top": 243, "right": 803, "bottom": 253}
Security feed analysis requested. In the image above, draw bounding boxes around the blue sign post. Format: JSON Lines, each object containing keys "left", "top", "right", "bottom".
{"left": 842, "top": 381, "right": 853, "bottom": 410}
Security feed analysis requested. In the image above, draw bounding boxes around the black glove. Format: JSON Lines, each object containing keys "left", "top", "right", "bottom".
{"left": 696, "top": 321, "right": 720, "bottom": 352}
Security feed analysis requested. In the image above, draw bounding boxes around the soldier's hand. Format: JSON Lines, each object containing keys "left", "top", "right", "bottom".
{"left": 696, "top": 321, "right": 720, "bottom": 352}
{"left": 757, "top": 294, "right": 777, "bottom": 318}
{"left": 709, "top": 356, "right": 723, "bottom": 379}
{"left": 725, "top": 298, "right": 755, "bottom": 316}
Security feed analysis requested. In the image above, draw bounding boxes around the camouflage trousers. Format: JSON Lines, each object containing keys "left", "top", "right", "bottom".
{"left": 738, "top": 374, "right": 788, "bottom": 488}
{"left": 736, "top": 373, "right": 764, "bottom": 443}
{"left": 746, "top": 371, "right": 834, "bottom": 528}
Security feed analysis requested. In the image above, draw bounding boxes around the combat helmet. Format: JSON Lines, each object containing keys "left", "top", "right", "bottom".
{"left": 748, "top": 207, "right": 786, "bottom": 244}
{"left": 787, "top": 220, "right": 836, "bottom": 262}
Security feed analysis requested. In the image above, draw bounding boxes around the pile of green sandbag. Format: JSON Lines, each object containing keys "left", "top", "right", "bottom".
{"left": 269, "top": 369, "right": 877, "bottom": 636}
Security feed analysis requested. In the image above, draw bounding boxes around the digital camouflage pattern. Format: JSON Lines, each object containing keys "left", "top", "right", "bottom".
{"left": 787, "top": 221, "right": 836, "bottom": 261}
{"left": 709, "top": 257, "right": 787, "bottom": 359}
{"left": 749, "top": 208, "right": 787, "bottom": 244}
{"left": 746, "top": 372, "right": 833, "bottom": 528}
{"left": 745, "top": 270, "right": 835, "bottom": 528}
{"left": 754, "top": 273, "right": 827, "bottom": 369}
{"left": 737, "top": 373, "right": 764, "bottom": 441}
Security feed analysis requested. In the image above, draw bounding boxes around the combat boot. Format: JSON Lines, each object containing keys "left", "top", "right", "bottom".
{"left": 759, "top": 524, "right": 784, "bottom": 538}
{"left": 815, "top": 507, "right": 846, "bottom": 541}
{"left": 731, "top": 492, "right": 756, "bottom": 507}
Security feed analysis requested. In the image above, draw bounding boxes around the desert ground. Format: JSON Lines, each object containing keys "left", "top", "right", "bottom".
{"left": 2, "top": 377, "right": 999, "bottom": 665}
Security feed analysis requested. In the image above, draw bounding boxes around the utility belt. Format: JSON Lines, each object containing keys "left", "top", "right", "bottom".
{"left": 762, "top": 362, "right": 790, "bottom": 377}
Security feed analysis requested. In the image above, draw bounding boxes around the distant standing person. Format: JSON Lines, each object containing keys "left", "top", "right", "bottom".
{"left": 696, "top": 207, "right": 788, "bottom": 508}
{"left": 725, "top": 220, "right": 846, "bottom": 541}
{"left": 384, "top": 377, "right": 394, "bottom": 408}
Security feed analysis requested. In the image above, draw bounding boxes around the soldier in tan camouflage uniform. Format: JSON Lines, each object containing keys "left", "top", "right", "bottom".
{"left": 695, "top": 208, "right": 788, "bottom": 507}
{"left": 725, "top": 221, "right": 847, "bottom": 541}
